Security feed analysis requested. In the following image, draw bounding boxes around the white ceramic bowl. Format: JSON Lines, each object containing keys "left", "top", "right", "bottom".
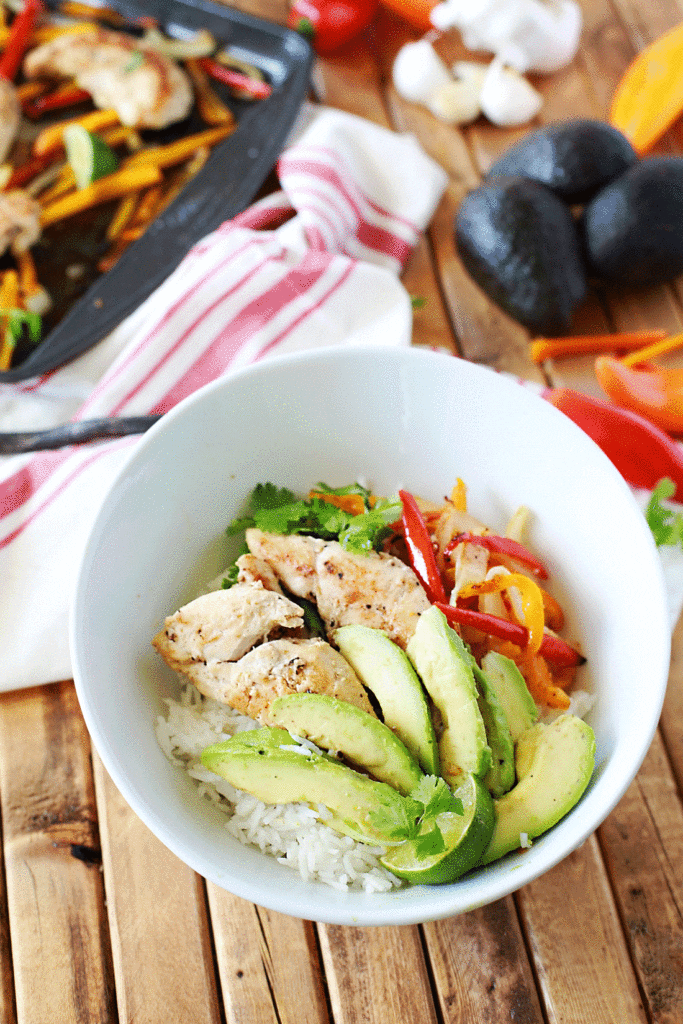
{"left": 71, "top": 346, "right": 670, "bottom": 926}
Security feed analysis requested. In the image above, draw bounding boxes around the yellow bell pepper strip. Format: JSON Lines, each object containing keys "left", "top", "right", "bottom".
{"left": 0, "top": 0, "right": 43, "bottom": 82}
{"left": 619, "top": 330, "right": 683, "bottom": 367}
{"left": 122, "top": 124, "right": 234, "bottom": 170}
{"left": 458, "top": 572, "right": 546, "bottom": 653}
{"left": 450, "top": 478, "right": 467, "bottom": 512}
{"left": 594, "top": 354, "right": 683, "bottom": 435}
{"left": 610, "top": 21, "right": 683, "bottom": 154}
{"left": 40, "top": 164, "right": 162, "bottom": 227}
{"left": 0, "top": 270, "right": 19, "bottom": 370}
{"left": 399, "top": 489, "right": 447, "bottom": 604}
{"left": 530, "top": 329, "right": 668, "bottom": 364}
{"left": 435, "top": 603, "right": 583, "bottom": 666}
{"left": 105, "top": 191, "right": 138, "bottom": 240}
{"left": 33, "top": 109, "right": 120, "bottom": 158}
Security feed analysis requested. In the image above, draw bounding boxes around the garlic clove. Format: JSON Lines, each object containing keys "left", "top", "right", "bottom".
{"left": 392, "top": 40, "right": 453, "bottom": 105}
{"left": 479, "top": 58, "right": 543, "bottom": 126}
{"left": 426, "top": 78, "right": 482, "bottom": 124}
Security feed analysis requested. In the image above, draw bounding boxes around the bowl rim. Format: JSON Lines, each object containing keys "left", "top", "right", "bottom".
{"left": 71, "top": 345, "right": 671, "bottom": 926}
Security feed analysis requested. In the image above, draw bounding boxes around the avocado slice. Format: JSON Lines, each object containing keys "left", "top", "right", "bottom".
{"left": 201, "top": 728, "right": 412, "bottom": 845}
{"left": 480, "top": 713, "right": 596, "bottom": 865}
{"left": 406, "top": 606, "right": 491, "bottom": 785}
{"left": 481, "top": 651, "right": 538, "bottom": 743}
{"left": 266, "top": 693, "right": 423, "bottom": 796}
{"left": 334, "top": 624, "right": 439, "bottom": 776}
{"left": 474, "top": 663, "right": 516, "bottom": 798}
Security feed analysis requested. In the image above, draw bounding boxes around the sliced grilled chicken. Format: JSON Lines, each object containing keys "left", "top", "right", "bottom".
{"left": 0, "top": 78, "right": 20, "bottom": 164}
{"left": 246, "top": 529, "right": 431, "bottom": 649}
{"left": 236, "top": 553, "right": 283, "bottom": 593}
{"left": 24, "top": 27, "right": 193, "bottom": 128}
{"left": 0, "top": 189, "right": 41, "bottom": 257}
{"left": 152, "top": 582, "right": 304, "bottom": 668}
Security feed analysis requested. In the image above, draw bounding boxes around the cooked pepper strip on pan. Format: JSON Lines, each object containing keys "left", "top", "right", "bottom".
{"left": 0, "top": 0, "right": 43, "bottom": 81}
{"left": 39, "top": 163, "right": 163, "bottom": 226}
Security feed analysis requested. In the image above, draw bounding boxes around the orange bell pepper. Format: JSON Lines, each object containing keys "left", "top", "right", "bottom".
{"left": 378, "top": 0, "right": 437, "bottom": 32}
{"left": 595, "top": 354, "right": 683, "bottom": 435}
{"left": 610, "top": 21, "right": 683, "bottom": 154}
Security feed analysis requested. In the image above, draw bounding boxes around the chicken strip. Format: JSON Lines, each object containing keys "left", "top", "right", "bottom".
{"left": 152, "top": 582, "right": 304, "bottom": 668}
{"left": 246, "top": 529, "right": 431, "bottom": 649}
{"left": 0, "top": 78, "right": 20, "bottom": 164}
{"left": 236, "top": 553, "right": 283, "bottom": 593}
{"left": 0, "top": 190, "right": 41, "bottom": 257}
{"left": 24, "top": 28, "right": 193, "bottom": 129}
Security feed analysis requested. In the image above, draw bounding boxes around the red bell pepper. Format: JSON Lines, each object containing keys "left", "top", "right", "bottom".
{"left": 543, "top": 387, "right": 683, "bottom": 499}
{"left": 198, "top": 58, "right": 272, "bottom": 100}
{"left": 23, "top": 84, "right": 91, "bottom": 118}
{"left": 435, "top": 603, "right": 583, "bottom": 667}
{"left": 398, "top": 489, "right": 446, "bottom": 604}
{"left": 0, "top": 0, "right": 43, "bottom": 82}
{"left": 446, "top": 532, "right": 548, "bottom": 579}
{"left": 287, "top": 0, "right": 379, "bottom": 55}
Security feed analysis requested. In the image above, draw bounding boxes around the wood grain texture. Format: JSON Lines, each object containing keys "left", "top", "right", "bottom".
{"left": 93, "top": 755, "right": 221, "bottom": 1024}
{"left": 317, "top": 924, "right": 439, "bottom": 1024}
{"left": 0, "top": 682, "right": 116, "bottom": 1024}
{"left": 423, "top": 897, "right": 545, "bottom": 1023}
{"left": 207, "top": 888, "right": 331, "bottom": 1024}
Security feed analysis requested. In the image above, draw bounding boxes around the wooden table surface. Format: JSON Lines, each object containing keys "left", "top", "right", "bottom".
{"left": 3, "top": 0, "right": 683, "bottom": 1020}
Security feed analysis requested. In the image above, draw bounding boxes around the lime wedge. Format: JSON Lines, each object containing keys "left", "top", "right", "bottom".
{"left": 380, "top": 773, "right": 494, "bottom": 884}
{"left": 63, "top": 125, "right": 119, "bottom": 189}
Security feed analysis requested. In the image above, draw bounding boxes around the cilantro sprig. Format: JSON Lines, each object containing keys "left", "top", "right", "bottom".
{"left": 367, "top": 776, "right": 463, "bottom": 857}
{"left": 226, "top": 482, "right": 402, "bottom": 555}
{"left": 645, "top": 477, "right": 683, "bottom": 548}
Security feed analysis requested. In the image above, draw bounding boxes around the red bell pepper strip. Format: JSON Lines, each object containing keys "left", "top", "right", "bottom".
{"left": 446, "top": 532, "right": 548, "bottom": 579}
{"left": 23, "top": 84, "right": 91, "bottom": 118}
{"left": 287, "top": 0, "right": 379, "bottom": 55}
{"left": 0, "top": 0, "right": 43, "bottom": 82}
{"left": 543, "top": 387, "right": 683, "bottom": 499}
{"left": 435, "top": 603, "right": 584, "bottom": 667}
{"left": 198, "top": 58, "right": 272, "bottom": 100}
{"left": 398, "top": 489, "right": 446, "bottom": 604}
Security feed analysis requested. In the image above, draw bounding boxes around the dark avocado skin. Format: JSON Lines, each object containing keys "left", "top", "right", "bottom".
{"left": 581, "top": 157, "right": 683, "bottom": 287}
{"left": 486, "top": 119, "right": 637, "bottom": 204}
{"left": 455, "top": 176, "right": 588, "bottom": 334}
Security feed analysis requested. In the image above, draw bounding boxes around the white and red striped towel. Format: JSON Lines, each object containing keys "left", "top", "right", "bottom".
{"left": 0, "top": 104, "right": 449, "bottom": 692}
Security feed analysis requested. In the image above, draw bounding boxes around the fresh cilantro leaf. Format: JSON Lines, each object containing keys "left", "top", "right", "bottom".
{"left": 337, "top": 497, "right": 402, "bottom": 554}
{"left": 413, "top": 824, "right": 446, "bottom": 857}
{"left": 252, "top": 482, "right": 297, "bottom": 512}
{"left": 367, "top": 796, "right": 423, "bottom": 842}
{"left": 410, "top": 776, "right": 463, "bottom": 818}
{"left": 645, "top": 477, "right": 683, "bottom": 548}
{"left": 221, "top": 563, "right": 240, "bottom": 588}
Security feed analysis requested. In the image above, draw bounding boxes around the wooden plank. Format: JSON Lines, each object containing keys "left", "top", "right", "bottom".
{"left": 0, "top": 682, "right": 116, "bottom": 1024}
{"left": 661, "top": 610, "right": 683, "bottom": 798}
{"left": 422, "top": 897, "right": 545, "bottom": 1023}
{"left": 207, "top": 888, "right": 331, "bottom": 1024}
{"left": 93, "top": 755, "right": 222, "bottom": 1024}
{"left": 317, "top": 924, "right": 439, "bottom": 1024}
{"left": 599, "top": 731, "right": 683, "bottom": 1024}
{"left": 517, "top": 835, "right": 649, "bottom": 1024}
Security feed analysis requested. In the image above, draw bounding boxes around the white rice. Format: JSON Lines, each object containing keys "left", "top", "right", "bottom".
{"left": 155, "top": 683, "right": 403, "bottom": 893}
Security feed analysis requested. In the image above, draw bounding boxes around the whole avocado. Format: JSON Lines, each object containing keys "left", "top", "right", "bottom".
{"left": 581, "top": 157, "right": 683, "bottom": 287}
{"left": 455, "top": 175, "right": 588, "bottom": 334}
{"left": 486, "top": 119, "right": 638, "bottom": 204}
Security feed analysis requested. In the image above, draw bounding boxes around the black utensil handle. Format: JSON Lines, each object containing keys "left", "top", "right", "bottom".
{"left": 0, "top": 416, "right": 161, "bottom": 454}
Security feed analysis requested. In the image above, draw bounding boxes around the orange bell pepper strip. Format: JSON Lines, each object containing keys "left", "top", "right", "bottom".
{"left": 595, "top": 354, "right": 683, "bottom": 435}
{"left": 519, "top": 650, "right": 571, "bottom": 710}
{"left": 530, "top": 329, "right": 668, "bottom": 364}
{"left": 40, "top": 164, "right": 162, "bottom": 227}
{"left": 610, "top": 21, "right": 683, "bottom": 154}
{"left": 33, "top": 109, "right": 120, "bottom": 157}
{"left": 458, "top": 572, "right": 546, "bottom": 653}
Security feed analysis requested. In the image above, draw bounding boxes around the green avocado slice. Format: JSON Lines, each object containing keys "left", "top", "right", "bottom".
{"left": 266, "top": 693, "right": 423, "bottom": 796}
{"left": 201, "top": 728, "right": 413, "bottom": 845}
{"left": 480, "top": 713, "right": 596, "bottom": 865}
{"left": 334, "top": 623, "right": 439, "bottom": 776}
{"left": 406, "top": 606, "right": 491, "bottom": 785}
